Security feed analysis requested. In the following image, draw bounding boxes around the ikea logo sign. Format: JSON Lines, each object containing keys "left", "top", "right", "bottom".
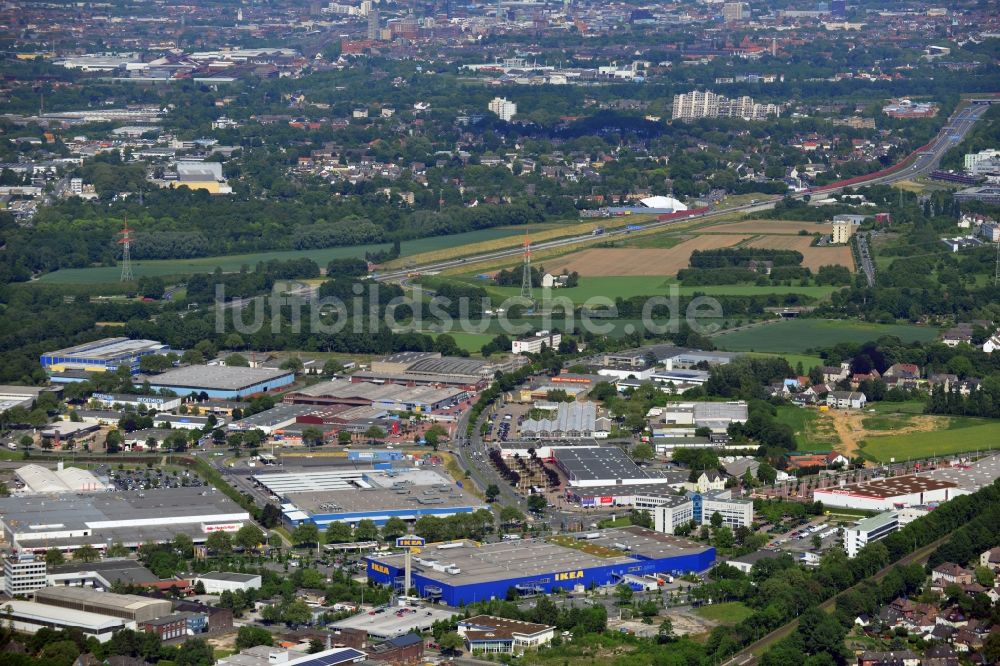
{"left": 371, "top": 563, "right": 390, "bottom": 575}
{"left": 555, "top": 570, "right": 584, "bottom": 582}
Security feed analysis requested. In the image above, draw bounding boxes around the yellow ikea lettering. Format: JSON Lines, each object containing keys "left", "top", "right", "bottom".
{"left": 371, "top": 563, "right": 390, "bottom": 575}
{"left": 555, "top": 570, "right": 584, "bottom": 582}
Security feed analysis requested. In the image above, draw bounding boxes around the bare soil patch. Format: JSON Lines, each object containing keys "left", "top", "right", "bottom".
{"left": 550, "top": 235, "right": 750, "bottom": 276}
{"left": 746, "top": 235, "right": 855, "bottom": 271}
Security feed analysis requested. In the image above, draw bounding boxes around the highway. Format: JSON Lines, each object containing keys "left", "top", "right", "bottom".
{"left": 373, "top": 101, "right": 990, "bottom": 284}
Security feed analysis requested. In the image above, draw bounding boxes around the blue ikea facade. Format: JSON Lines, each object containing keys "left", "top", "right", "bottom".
{"left": 365, "top": 547, "right": 715, "bottom": 607}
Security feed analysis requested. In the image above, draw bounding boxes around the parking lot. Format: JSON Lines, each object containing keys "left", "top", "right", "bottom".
{"left": 330, "top": 602, "right": 460, "bottom": 640}
{"left": 484, "top": 403, "right": 533, "bottom": 442}
{"left": 106, "top": 466, "right": 206, "bottom": 492}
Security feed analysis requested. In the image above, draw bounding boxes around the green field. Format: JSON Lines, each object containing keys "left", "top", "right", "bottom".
{"left": 745, "top": 352, "right": 826, "bottom": 372}
{"left": 714, "top": 319, "right": 940, "bottom": 354}
{"left": 448, "top": 276, "right": 841, "bottom": 306}
{"left": 860, "top": 421, "right": 1000, "bottom": 462}
{"left": 775, "top": 406, "right": 839, "bottom": 451}
{"left": 866, "top": 400, "right": 928, "bottom": 415}
{"left": 693, "top": 602, "right": 755, "bottom": 625}
{"left": 435, "top": 331, "right": 495, "bottom": 354}
{"left": 34, "top": 224, "right": 559, "bottom": 285}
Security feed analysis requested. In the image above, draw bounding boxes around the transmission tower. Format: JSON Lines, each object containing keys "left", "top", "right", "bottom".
{"left": 119, "top": 218, "right": 134, "bottom": 282}
{"left": 995, "top": 241, "right": 999, "bottom": 287}
{"left": 520, "top": 233, "right": 533, "bottom": 303}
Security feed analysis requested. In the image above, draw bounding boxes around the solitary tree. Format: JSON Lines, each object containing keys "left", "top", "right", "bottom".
{"left": 437, "top": 632, "right": 463, "bottom": 656}
{"left": 485, "top": 484, "right": 500, "bottom": 503}
{"left": 45, "top": 548, "right": 65, "bottom": 566}
{"left": 74, "top": 544, "right": 100, "bottom": 563}
{"left": 292, "top": 523, "right": 320, "bottom": 548}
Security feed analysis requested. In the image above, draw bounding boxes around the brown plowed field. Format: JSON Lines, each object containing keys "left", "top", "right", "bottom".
{"left": 746, "top": 235, "right": 855, "bottom": 271}
{"left": 551, "top": 234, "right": 751, "bottom": 276}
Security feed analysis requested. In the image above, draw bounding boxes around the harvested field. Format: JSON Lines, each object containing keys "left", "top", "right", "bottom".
{"left": 550, "top": 234, "right": 750, "bottom": 276}
{"left": 746, "top": 235, "right": 855, "bottom": 270}
{"left": 700, "top": 220, "right": 830, "bottom": 235}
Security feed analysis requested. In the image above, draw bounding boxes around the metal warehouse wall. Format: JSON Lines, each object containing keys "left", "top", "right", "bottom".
{"left": 365, "top": 548, "right": 715, "bottom": 606}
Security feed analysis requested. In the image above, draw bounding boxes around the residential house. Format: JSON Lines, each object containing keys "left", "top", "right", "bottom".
{"left": 857, "top": 650, "right": 919, "bottom": 666}
{"left": 456, "top": 615, "right": 555, "bottom": 655}
{"left": 827, "top": 391, "right": 867, "bottom": 410}
{"left": 683, "top": 470, "right": 727, "bottom": 493}
{"left": 931, "top": 563, "right": 974, "bottom": 587}
{"left": 979, "top": 547, "right": 1000, "bottom": 571}
{"left": 983, "top": 329, "right": 1000, "bottom": 354}
{"left": 883, "top": 363, "right": 920, "bottom": 380}
{"left": 822, "top": 364, "right": 849, "bottom": 384}
{"left": 923, "top": 644, "right": 961, "bottom": 665}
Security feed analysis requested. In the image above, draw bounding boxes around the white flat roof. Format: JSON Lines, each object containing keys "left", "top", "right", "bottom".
{"left": 5, "top": 599, "right": 127, "bottom": 632}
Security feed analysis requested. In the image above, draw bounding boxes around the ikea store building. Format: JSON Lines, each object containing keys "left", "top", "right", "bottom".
{"left": 366, "top": 526, "right": 714, "bottom": 606}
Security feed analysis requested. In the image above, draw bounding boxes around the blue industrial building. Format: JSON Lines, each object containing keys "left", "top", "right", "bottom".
{"left": 365, "top": 527, "right": 715, "bottom": 606}
{"left": 347, "top": 450, "right": 404, "bottom": 462}
{"left": 41, "top": 338, "right": 169, "bottom": 378}
{"left": 253, "top": 468, "right": 488, "bottom": 528}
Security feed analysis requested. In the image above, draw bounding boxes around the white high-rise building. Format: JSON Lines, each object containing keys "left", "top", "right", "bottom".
{"left": 4, "top": 552, "right": 47, "bottom": 596}
{"left": 965, "top": 149, "right": 1000, "bottom": 175}
{"left": 672, "top": 90, "right": 780, "bottom": 121}
{"left": 723, "top": 2, "right": 746, "bottom": 22}
{"left": 488, "top": 97, "right": 517, "bottom": 122}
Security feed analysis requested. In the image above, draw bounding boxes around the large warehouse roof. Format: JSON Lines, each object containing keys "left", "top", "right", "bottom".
{"left": 820, "top": 475, "right": 956, "bottom": 499}
{"left": 370, "top": 527, "right": 707, "bottom": 586}
{"left": 554, "top": 447, "right": 660, "bottom": 483}
{"left": 0, "top": 486, "right": 249, "bottom": 546}
{"left": 521, "top": 402, "right": 599, "bottom": 435}
{"left": 15, "top": 464, "right": 106, "bottom": 494}
{"left": 146, "top": 364, "right": 293, "bottom": 390}
{"left": 4, "top": 599, "right": 126, "bottom": 633}
{"left": 35, "top": 586, "right": 171, "bottom": 615}
{"left": 288, "top": 380, "right": 465, "bottom": 405}
{"left": 44, "top": 337, "right": 166, "bottom": 360}
{"left": 254, "top": 469, "right": 368, "bottom": 494}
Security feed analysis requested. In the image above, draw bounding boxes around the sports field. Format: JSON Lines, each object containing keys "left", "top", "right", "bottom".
{"left": 860, "top": 421, "right": 1000, "bottom": 462}
{"left": 713, "top": 319, "right": 939, "bottom": 354}
{"left": 33, "top": 225, "right": 558, "bottom": 285}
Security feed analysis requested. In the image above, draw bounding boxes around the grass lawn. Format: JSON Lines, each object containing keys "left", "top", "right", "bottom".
{"left": 860, "top": 421, "right": 1000, "bottom": 462}
{"left": 775, "top": 406, "right": 840, "bottom": 451}
{"left": 714, "top": 319, "right": 940, "bottom": 354}
{"left": 446, "top": 275, "right": 841, "bottom": 306}
{"left": 860, "top": 414, "right": 914, "bottom": 431}
{"left": 745, "top": 352, "right": 826, "bottom": 372}
{"left": 693, "top": 602, "right": 755, "bottom": 625}
{"left": 866, "top": 400, "right": 928, "bottom": 415}
{"left": 435, "top": 331, "right": 494, "bottom": 354}
{"left": 33, "top": 225, "right": 554, "bottom": 285}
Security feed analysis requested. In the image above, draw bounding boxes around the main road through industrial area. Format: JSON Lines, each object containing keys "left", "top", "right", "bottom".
{"left": 374, "top": 101, "right": 991, "bottom": 284}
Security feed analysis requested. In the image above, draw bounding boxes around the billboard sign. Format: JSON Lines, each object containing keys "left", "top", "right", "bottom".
{"left": 396, "top": 536, "right": 426, "bottom": 549}
{"left": 202, "top": 522, "right": 242, "bottom": 533}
